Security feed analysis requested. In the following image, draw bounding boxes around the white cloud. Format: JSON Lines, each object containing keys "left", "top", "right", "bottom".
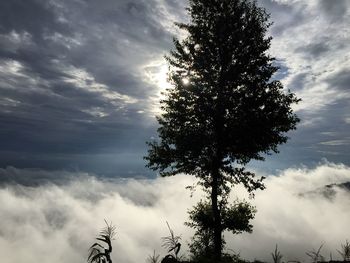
{"left": 0, "top": 59, "right": 55, "bottom": 97}
{"left": 62, "top": 66, "right": 138, "bottom": 106}
{"left": 269, "top": 0, "right": 350, "bottom": 114}
{"left": 81, "top": 107, "right": 109, "bottom": 118}
{"left": 0, "top": 30, "right": 33, "bottom": 52}
{"left": 44, "top": 32, "right": 83, "bottom": 49}
{"left": 229, "top": 162, "right": 350, "bottom": 261}
{"left": 0, "top": 163, "right": 350, "bottom": 263}
{"left": 319, "top": 139, "right": 350, "bottom": 146}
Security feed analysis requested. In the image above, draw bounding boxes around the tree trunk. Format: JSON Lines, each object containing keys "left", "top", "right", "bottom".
{"left": 211, "top": 167, "right": 222, "bottom": 260}
{"left": 212, "top": 45, "right": 225, "bottom": 260}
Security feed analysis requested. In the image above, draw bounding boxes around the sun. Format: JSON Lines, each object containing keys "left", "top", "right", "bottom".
{"left": 144, "top": 61, "right": 174, "bottom": 114}
{"left": 154, "top": 65, "right": 190, "bottom": 87}
{"left": 154, "top": 64, "right": 172, "bottom": 91}
{"left": 182, "top": 78, "right": 190, "bottom": 85}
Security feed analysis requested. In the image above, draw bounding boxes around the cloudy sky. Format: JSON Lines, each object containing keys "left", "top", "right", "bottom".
{"left": 0, "top": 0, "right": 350, "bottom": 262}
{"left": 0, "top": 0, "right": 349, "bottom": 176}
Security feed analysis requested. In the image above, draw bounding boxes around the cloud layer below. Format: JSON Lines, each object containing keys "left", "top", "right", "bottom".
{"left": 1, "top": 162, "right": 350, "bottom": 263}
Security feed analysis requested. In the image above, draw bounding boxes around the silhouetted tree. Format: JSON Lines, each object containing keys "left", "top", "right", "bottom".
{"left": 145, "top": 0, "right": 299, "bottom": 260}
{"left": 186, "top": 199, "right": 255, "bottom": 262}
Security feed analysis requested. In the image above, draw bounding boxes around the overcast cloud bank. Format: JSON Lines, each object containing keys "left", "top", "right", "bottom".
{"left": 0, "top": 162, "right": 349, "bottom": 263}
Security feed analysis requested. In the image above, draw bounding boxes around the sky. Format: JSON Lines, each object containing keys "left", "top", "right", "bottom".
{"left": 0, "top": 1, "right": 350, "bottom": 263}
{"left": 0, "top": 0, "right": 349, "bottom": 176}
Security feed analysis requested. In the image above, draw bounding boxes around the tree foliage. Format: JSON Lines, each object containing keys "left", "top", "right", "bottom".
{"left": 145, "top": 0, "right": 300, "bottom": 260}
{"left": 186, "top": 199, "right": 256, "bottom": 234}
{"left": 186, "top": 199, "right": 255, "bottom": 261}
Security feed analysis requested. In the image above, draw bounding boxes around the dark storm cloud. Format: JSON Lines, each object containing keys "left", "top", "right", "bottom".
{"left": 319, "top": 0, "right": 349, "bottom": 20}
{"left": 326, "top": 69, "right": 350, "bottom": 92}
{"left": 287, "top": 72, "right": 308, "bottom": 90}
{"left": 258, "top": 0, "right": 306, "bottom": 36}
{"left": 296, "top": 42, "right": 330, "bottom": 58}
{"left": 0, "top": 0, "right": 187, "bottom": 175}
{"left": 0, "top": 0, "right": 71, "bottom": 36}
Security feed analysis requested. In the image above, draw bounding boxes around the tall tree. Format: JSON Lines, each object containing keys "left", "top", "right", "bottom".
{"left": 145, "top": 0, "right": 299, "bottom": 260}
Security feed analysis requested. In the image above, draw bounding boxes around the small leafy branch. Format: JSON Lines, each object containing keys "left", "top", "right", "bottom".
{"left": 161, "top": 221, "right": 182, "bottom": 260}
{"left": 306, "top": 243, "right": 325, "bottom": 263}
{"left": 337, "top": 240, "right": 350, "bottom": 261}
{"left": 88, "top": 220, "right": 117, "bottom": 263}
{"left": 271, "top": 244, "right": 283, "bottom": 263}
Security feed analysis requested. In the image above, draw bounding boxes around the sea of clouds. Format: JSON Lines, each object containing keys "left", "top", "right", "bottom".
{"left": 0, "top": 162, "right": 350, "bottom": 263}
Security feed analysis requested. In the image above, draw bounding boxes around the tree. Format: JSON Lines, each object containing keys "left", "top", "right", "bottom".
{"left": 186, "top": 199, "right": 256, "bottom": 262}
{"left": 145, "top": 0, "right": 299, "bottom": 260}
